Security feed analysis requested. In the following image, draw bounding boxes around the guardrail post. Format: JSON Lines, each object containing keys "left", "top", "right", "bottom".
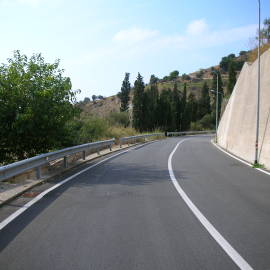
{"left": 36, "top": 167, "right": 41, "bottom": 179}
{"left": 97, "top": 147, "right": 100, "bottom": 155}
{"left": 64, "top": 156, "right": 68, "bottom": 168}
{"left": 109, "top": 144, "right": 112, "bottom": 151}
{"left": 120, "top": 140, "right": 122, "bottom": 148}
{"left": 83, "top": 151, "right": 86, "bottom": 160}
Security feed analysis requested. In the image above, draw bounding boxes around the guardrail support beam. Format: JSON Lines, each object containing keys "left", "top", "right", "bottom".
{"left": 36, "top": 167, "right": 41, "bottom": 179}
{"left": 64, "top": 156, "right": 68, "bottom": 168}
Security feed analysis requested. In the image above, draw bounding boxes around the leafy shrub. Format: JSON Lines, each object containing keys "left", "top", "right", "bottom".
{"left": 79, "top": 117, "right": 108, "bottom": 143}
{"left": 107, "top": 112, "right": 130, "bottom": 127}
{"left": 198, "top": 114, "right": 213, "bottom": 129}
{"left": 0, "top": 51, "right": 79, "bottom": 163}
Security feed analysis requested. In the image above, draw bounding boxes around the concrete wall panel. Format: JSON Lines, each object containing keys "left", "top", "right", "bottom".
{"left": 218, "top": 49, "right": 270, "bottom": 168}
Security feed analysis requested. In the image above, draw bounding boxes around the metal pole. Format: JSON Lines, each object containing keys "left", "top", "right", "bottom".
{"left": 215, "top": 71, "right": 219, "bottom": 142}
{"left": 255, "top": 0, "right": 261, "bottom": 164}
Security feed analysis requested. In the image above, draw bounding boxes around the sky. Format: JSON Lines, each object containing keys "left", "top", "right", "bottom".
{"left": 0, "top": 0, "right": 269, "bottom": 100}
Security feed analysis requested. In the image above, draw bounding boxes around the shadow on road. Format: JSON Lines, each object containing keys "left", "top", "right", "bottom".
{"left": 0, "top": 145, "right": 171, "bottom": 252}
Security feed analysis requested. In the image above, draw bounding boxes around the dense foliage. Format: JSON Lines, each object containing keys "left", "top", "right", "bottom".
{"left": 0, "top": 51, "right": 79, "bottom": 163}
{"left": 118, "top": 73, "right": 131, "bottom": 112}
{"left": 132, "top": 74, "right": 217, "bottom": 132}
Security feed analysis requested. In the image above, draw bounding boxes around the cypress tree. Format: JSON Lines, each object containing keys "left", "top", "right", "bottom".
{"left": 197, "top": 82, "right": 211, "bottom": 120}
{"left": 227, "top": 63, "right": 236, "bottom": 95}
{"left": 171, "top": 83, "right": 182, "bottom": 131}
{"left": 157, "top": 89, "right": 172, "bottom": 131}
{"left": 118, "top": 73, "right": 131, "bottom": 112}
{"left": 182, "top": 93, "right": 198, "bottom": 130}
{"left": 132, "top": 73, "right": 145, "bottom": 131}
{"left": 181, "top": 83, "right": 189, "bottom": 131}
{"left": 143, "top": 84, "right": 159, "bottom": 131}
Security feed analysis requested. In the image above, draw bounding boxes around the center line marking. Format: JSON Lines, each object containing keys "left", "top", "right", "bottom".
{"left": 168, "top": 139, "right": 253, "bottom": 270}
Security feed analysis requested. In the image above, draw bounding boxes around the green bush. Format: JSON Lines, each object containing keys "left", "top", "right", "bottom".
{"left": 0, "top": 51, "right": 79, "bottom": 163}
{"left": 198, "top": 114, "right": 213, "bottom": 129}
{"left": 107, "top": 112, "right": 130, "bottom": 127}
{"left": 190, "top": 121, "right": 203, "bottom": 131}
{"left": 79, "top": 118, "right": 108, "bottom": 143}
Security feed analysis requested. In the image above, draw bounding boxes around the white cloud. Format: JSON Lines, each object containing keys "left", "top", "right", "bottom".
{"left": 110, "top": 21, "right": 256, "bottom": 53}
{"left": 186, "top": 19, "right": 208, "bottom": 36}
{"left": 113, "top": 27, "right": 159, "bottom": 44}
{"left": 76, "top": 20, "right": 257, "bottom": 72}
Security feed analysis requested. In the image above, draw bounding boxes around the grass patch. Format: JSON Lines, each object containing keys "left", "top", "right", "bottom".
{"left": 252, "top": 163, "right": 265, "bottom": 169}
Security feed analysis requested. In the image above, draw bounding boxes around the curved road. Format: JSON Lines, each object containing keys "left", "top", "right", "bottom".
{"left": 1, "top": 136, "right": 270, "bottom": 269}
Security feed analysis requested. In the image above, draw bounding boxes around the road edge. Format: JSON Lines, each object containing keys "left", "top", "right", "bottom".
{"left": 168, "top": 139, "right": 253, "bottom": 270}
{"left": 0, "top": 140, "right": 160, "bottom": 208}
{"left": 211, "top": 140, "right": 270, "bottom": 177}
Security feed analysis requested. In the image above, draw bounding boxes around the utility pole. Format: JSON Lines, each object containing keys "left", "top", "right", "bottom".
{"left": 212, "top": 70, "right": 219, "bottom": 142}
{"left": 255, "top": 0, "right": 261, "bottom": 164}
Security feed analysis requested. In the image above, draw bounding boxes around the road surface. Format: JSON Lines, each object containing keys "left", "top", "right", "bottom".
{"left": 1, "top": 136, "right": 270, "bottom": 270}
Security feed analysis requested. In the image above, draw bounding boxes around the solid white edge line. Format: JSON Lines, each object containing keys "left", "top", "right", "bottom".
{"left": 0, "top": 141, "right": 157, "bottom": 231}
{"left": 168, "top": 139, "right": 253, "bottom": 270}
{"left": 212, "top": 140, "right": 270, "bottom": 176}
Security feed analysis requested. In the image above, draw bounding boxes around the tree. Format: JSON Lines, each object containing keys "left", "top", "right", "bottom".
{"left": 157, "top": 89, "right": 172, "bottom": 131}
{"left": 239, "top": 50, "right": 247, "bottom": 56}
{"left": 118, "top": 73, "right": 131, "bottom": 112}
{"left": 83, "top": 97, "right": 91, "bottom": 103}
{"left": 220, "top": 55, "right": 232, "bottom": 72}
{"left": 171, "top": 83, "right": 182, "bottom": 131}
{"left": 0, "top": 51, "right": 79, "bottom": 163}
{"left": 262, "top": 18, "right": 270, "bottom": 43}
{"left": 132, "top": 73, "right": 145, "bottom": 131}
{"left": 197, "top": 82, "right": 211, "bottom": 120}
{"left": 169, "top": 70, "right": 179, "bottom": 80}
{"left": 181, "top": 73, "right": 191, "bottom": 80}
{"left": 181, "top": 83, "right": 189, "bottom": 131}
{"left": 184, "top": 93, "right": 198, "bottom": 130}
{"left": 143, "top": 84, "right": 159, "bottom": 131}
{"left": 227, "top": 62, "right": 237, "bottom": 94}
{"left": 92, "top": 95, "right": 97, "bottom": 102}
{"left": 149, "top": 74, "right": 159, "bottom": 84}
{"left": 98, "top": 95, "right": 105, "bottom": 100}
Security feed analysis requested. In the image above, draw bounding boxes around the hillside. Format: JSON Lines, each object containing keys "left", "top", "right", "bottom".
{"left": 79, "top": 51, "right": 247, "bottom": 118}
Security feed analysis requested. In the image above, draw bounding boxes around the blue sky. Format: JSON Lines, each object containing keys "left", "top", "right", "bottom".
{"left": 0, "top": 0, "right": 269, "bottom": 100}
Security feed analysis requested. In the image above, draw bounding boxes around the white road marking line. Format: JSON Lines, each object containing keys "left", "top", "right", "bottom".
{"left": 212, "top": 141, "right": 270, "bottom": 176}
{"left": 168, "top": 139, "right": 253, "bottom": 270}
{"left": 0, "top": 142, "right": 156, "bottom": 231}
{"left": 212, "top": 141, "right": 252, "bottom": 167}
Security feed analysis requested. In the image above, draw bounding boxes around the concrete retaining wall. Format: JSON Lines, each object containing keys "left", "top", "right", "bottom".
{"left": 217, "top": 48, "right": 270, "bottom": 168}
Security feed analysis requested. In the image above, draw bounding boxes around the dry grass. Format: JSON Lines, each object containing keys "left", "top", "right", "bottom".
{"left": 248, "top": 42, "right": 270, "bottom": 62}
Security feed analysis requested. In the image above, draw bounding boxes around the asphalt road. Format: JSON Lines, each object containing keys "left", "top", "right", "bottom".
{"left": 1, "top": 136, "right": 270, "bottom": 270}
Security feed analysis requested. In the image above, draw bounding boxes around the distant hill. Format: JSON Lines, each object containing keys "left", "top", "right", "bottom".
{"left": 78, "top": 51, "right": 248, "bottom": 118}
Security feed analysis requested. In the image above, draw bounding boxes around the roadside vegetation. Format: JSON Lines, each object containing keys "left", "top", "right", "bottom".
{"left": 1, "top": 18, "right": 269, "bottom": 164}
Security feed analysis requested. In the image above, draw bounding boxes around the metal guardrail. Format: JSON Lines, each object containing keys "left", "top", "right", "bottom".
{"left": 167, "top": 130, "right": 215, "bottom": 136}
{"left": 0, "top": 133, "right": 165, "bottom": 182}
{"left": 0, "top": 139, "right": 115, "bottom": 182}
{"left": 119, "top": 133, "right": 164, "bottom": 148}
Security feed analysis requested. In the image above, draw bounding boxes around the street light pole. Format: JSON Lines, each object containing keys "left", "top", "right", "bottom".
{"left": 212, "top": 70, "right": 219, "bottom": 142}
{"left": 255, "top": 0, "right": 261, "bottom": 164}
{"left": 216, "top": 72, "right": 219, "bottom": 142}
